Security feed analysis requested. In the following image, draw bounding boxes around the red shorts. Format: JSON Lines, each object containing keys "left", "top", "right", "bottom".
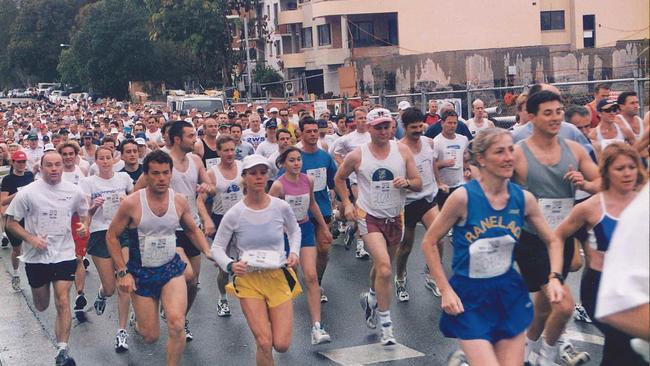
{"left": 356, "top": 207, "right": 403, "bottom": 246}
{"left": 71, "top": 214, "right": 89, "bottom": 257}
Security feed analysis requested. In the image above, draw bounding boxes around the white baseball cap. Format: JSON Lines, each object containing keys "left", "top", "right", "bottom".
{"left": 44, "top": 143, "right": 56, "bottom": 152}
{"left": 269, "top": 107, "right": 279, "bottom": 113}
{"left": 366, "top": 108, "right": 394, "bottom": 126}
{"left": 397, "top": 100, "right": 411, "bottom": 111}
{"left": 242, "top": 154, "right": 271, "bottom": 171}
{"left": 135, "top": 137, "right": 146, "bottom": 146}
{"left": 110, "top": 127, "right": 119, "bottom": 134}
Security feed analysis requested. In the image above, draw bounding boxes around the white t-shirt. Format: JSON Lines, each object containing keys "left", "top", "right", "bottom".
{"left": 242, "top": 129, "right": 266, "bottom": 150}
{"left": 211, "top": 197, "right": 301, "bottom": 271}
{"left": 88, "top": 160, "right": 125, "bottom": 176}
{"left": 596, "top": 184, "right": 649, "bottom": 320}
{"left": 333, "top": 130, "right": 370, "bottom": 158}
{"left": 432, "top": 133, "right": 468, "bottom": 188}
{"left": 24, "top": 147, "right": 43, "bottom": 173}
{"left": 79, "top": 172, "right": 133, "bottom": 233}
{"left": 146, "top": 129, "right": 163, "bottom": 144}
{"left": 256, "top": 140, "right": 279, "bottom": 158}
{"left": 6, "top": 179, "right": 88, "bottom": 264}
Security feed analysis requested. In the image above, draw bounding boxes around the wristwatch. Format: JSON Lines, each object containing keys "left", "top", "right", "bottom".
{"left": 226, "top": 261, "right": 234, "bottom": 275}
{"left": 549, "top": 272, "right": 565, "bottom": 285}
{"left": 117, "top": 269, "right": 129, "bottom": 278}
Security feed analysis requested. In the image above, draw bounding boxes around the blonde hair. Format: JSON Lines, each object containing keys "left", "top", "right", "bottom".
{"left": 599, "top": 142, "right": 646, "bottom": 190}
{"left": 471, "top": 127, "right": 512, "bottom": 162}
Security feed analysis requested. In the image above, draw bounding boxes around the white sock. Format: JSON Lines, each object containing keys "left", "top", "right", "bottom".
{"left": 313, "top": 321, "right": 321, "bottom": 330}
{"left": 368, "top": 289, "right": 377, "bottom": 308}
{"left": 525, "top": 336, "right": 540, "bottom": 360}
{"left": 57, "top": 342, "right": 68, "bottom": 351}
{"left": 540, "top": 339, "right": 558, "bottom": 361}
{"left": 377, "top": 310, "right": 391, "bottom": 327}
{"left": 12, "top": 269, "right": 17, "bottom": 276}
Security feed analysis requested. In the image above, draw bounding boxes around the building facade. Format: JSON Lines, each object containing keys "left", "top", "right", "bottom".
{"left": 261, "top": 0, "right": 649, "bottom": 96}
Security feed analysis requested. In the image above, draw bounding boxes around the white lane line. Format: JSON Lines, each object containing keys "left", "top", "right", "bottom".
{"left": 564, "top": 329, "right": 605, "bottom": 346}
{"left": 319, "top": 343, "right": 425, "bottom": 366}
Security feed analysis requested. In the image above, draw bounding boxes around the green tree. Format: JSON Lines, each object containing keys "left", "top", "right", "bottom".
{"left": 7, "top": 0, "right": 78, "bottom": 86}
{"left": 58, "top": 0, "right": 161, "bottom": 98}
{"left": 0, "top": 0, "right": 18, "bottom": 89}
{"left": 254, "top": 63, "right": 283, "bottom": 96}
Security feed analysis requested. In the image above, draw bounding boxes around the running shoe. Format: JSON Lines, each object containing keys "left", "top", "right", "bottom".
{"left": 311, "top": 325, "right": 332, "bottom": 345}
{"left": 320, "top": 287, "right": 328, "bottom": 303}
{"left": 1, "top": 235, "right": 8, "bottom": 248}
{"left": 184, "top": 320, "right": 193, "bottom": 342}
{"left": 160, "top": 307, "right": 166, "bottom": 322}
{"left": 424, "top": 274, "right": 442, "bottom": 297}
{"left": 447, "top": 228, "right": 453, "bottom": 237}
{"left": 55, "top": 348, "right": 76, "bottom": 366}
{"left": 11, "top": 275, "right": 21, "bottom": 292}
{"left": 446, "top": 350, "right": 469, "bottom": 366}
{"left": 573, "top": 304, "right": 592, "bottom": 323}
{"left": 93, "top": 290, "right": 106, "bottom": 315}
{"left": 355, "top": 240, "right": 370, "bottom": 260}
{"left": 74, "top": 293, "right": 88, "bottom": 322}
{"left": 129, "top": 311, "right": 137, "bottom": 328}
{"left": 380, "top": 323, "right": 396, "bottom": 346}
{"left": 344, "top": 225, "right": 355, "bottom": 250}
{"left": 359, "top": 291, "right": 377, "bottom": 329}
{"left": 217, "top": 299, "right": 231, "bottom": 317}
{"left": 395, "top": 278, "right": 409, "bottom": 302}
{"left": 559, "top": 342, "right": 590, "bottom": 366}
{"left": 115, "top": 329, "right": 129, "bottom": 353}
{"left": 82, "top": 257, "right": 90, "bottom": 271}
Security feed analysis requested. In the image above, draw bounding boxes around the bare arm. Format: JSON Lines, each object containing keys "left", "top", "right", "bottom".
{"left": 193, "top": 140, "right": 204, "bottom": 158}
{"left": 555, "top": 201, "right": 590, "bottom": 243}
{"left": 178, "top": 194, "right": 212, "bottom": 257}
{"left": 307, "top": 176, "right": 329, "bottom": 229}
{"left": 106, "top": 198, "right": 133, "bottom": 271}
{"left": 5, "top": 215, "right": 45, "bottom": 249}
{"left": 601, "top": 304, "right": 650, "bottom": 340}
{"left": 268, "top": 180, "right": 284, "bottom": 199}
{"left": 334, "top": 149, "right": 360, "bottom": 221}
{"left": 133, "top": 173, "right": 147, "bottom": 191}
{"left": 400, "top": 144, "right": 422, "bottom": 192}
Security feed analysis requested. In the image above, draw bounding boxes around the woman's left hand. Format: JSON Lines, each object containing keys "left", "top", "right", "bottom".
{"left": 286, "top": 253, "right": 299, "bottom": 268}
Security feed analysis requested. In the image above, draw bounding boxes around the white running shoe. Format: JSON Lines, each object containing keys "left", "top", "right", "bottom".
{"left": 311, "top": 325, "right": 332, "bottom": 345}
{"left": 115, "top": 329, "right": 129, "bottom": 353}
{"left": 380, "top": 324, "right": 396, "bottom": 346}
{"left": 395, "top": 277, "right": 409, "bottom": 302}
{"left": 217, "top": 299, "right": 231, "bottom": 317}
{"left": 355, "top": 240, "right": 370, "bottom": 259}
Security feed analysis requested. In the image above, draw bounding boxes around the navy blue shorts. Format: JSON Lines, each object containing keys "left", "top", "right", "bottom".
{"left": 127, "top": 254, "right": 186, "bottom": 300}
{"left": 284, "top": 220, "right": 316, "bottom": 255}
{"left": 211, "top": 213, "right": 224, "bottom": 230}
{"left": 440, "top": 269, "right": 533, "bottom": 343}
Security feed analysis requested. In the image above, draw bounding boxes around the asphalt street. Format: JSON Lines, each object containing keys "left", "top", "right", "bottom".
{"left": 0, "top": 224, "right": 605, "bottom": 365}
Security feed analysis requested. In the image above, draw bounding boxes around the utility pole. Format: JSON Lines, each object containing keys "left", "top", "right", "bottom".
{"left": 243, "top": 17, "right": 252, "bottom": 102}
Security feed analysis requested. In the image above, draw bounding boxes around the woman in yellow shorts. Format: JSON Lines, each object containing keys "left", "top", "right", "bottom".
{"left": 211, "top": 154, "right": 302, "bottom": 366}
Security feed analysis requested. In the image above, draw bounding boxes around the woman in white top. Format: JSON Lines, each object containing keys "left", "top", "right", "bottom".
{"left": 80, "top": 146, "right": 134, "bottom": 352}
{"left": 269, "top": 147, "right": 333, "bottom": 345}
{"left": 211, "top": 154, "right": 302, "bottom": 366}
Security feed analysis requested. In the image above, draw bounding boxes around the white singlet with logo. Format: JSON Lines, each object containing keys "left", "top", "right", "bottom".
{"left": 171, "top": 153, "right": 200, "bottom": 228}
{"left": 406, "top": 136, "right": 439, "bottom": 204}
{"left": 137, "top": 189, "right": 179, "bottom": 267}
{"left": 356, "top": 140, "right": 406, "bottom": 218}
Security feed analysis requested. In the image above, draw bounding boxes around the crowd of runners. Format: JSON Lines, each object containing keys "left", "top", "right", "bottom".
{"left": 0, "top": 82, "right": 648, "bottom": 366}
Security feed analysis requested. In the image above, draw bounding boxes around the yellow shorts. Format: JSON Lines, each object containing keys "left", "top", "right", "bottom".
{"left": 226, "top": 268, "right": 302, "bottom": 308}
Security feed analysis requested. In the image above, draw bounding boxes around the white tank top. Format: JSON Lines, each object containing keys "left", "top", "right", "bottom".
{"left": 62, "top": 165, "right": 84, "bottom": 185}
{"left": 596, "top": 123, "right": 625, "bottom": 149}
{"left": 406, "top": 136, "right": 439, "bottom": 204}
{"left": 171, "top": 153, "right": 199, "bottom": 227}
{"left": 137, "top": 189, "right": 179, "bottom": 267}
{"left": 618, "top": 114, "right": 645, "bottom": 140}
{"left": 467, "top": 118, "right": 489, "bottom": 137}
{"left": 211, "top": 161, "right": 243, "bottom": 215}
{"left": 357, "top": 140, "right": 406, "bottom": 218}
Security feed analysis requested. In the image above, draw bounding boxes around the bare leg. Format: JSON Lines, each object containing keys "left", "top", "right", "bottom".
{"left": 11, "top": 244, "right": 21, "bottom": 272}
{"left": 300, "top": 247, "right": 320, "bottom": 324}
{"left": 116, "top": 248, "right": 130, "bottom": 330}
{"left": 460, "top": 339, "right": 500, "bottom": 366}
{"left": 494, "top": 332, "right": 526, "bottom": 366}
{"left": 160, "top": 275, "right": 188, "bottom": 366}
{"left": 52, "top": 280, "right": 73, "bottom": 344}
{"left": 92, "top": 256, "right": 117, "bottom": 297}
{"left": 240, "top": 298, "right": 275, "bottom": 366}
{"left": 364, "top": 233, "right": 396, "bottom": 311}
{"left": 74, "top": 257, "right": 85, "bottom": 295}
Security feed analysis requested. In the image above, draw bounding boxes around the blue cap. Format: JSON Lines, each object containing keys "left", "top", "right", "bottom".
{"left": 265, "top": 119, "right": 278, "bottom": 129}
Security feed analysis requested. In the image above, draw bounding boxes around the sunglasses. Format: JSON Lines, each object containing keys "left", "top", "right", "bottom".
{"left": 602, "top": 107, "right": 619, "bottom": 113}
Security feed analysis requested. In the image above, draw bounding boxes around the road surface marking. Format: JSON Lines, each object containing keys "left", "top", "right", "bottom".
{"left": 320, "top": 343, "right": 424, "bottom": 365}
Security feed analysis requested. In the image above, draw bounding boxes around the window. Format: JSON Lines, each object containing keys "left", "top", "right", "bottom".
{"left": 275, "top": 40, "right": 281, "bottom": 56}
{"left": 583, "top": 15, "right": 595, "bottom": 48}
{"left": 301, "top": 27, "right": 313, "bottom": 48}
{"left": 273, "top": 3, "right": 278, "bottom": 26}
{"left": 350, "top": 21, "right": 373, "bottom": 45}
{"left": 317, "top": 24, "right": 331, "bottom": 46}
{"left": 540, "top": 10, "right": 565, "bottom": 31}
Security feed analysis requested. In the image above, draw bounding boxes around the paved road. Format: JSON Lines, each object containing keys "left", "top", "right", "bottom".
{"left": 0, "top": 224, "right": 604, "bottom": 365}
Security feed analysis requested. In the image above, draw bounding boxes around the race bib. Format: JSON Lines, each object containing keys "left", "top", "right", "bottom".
{"left": 140, "top": 235, "right": 177, "bottom": 268}
{"left": 468, "top": 235, "right": 516, "bottom": 278}
{"left": 416, "top": 159, "right": 434, "bottom": 186}
{"left": 221, "top": 184, "right": 243, "bottom": 212}
{"left": 205, "top": 158, "right": 220, "bottom": 169}
{"left": 371, "top": 181, "right": 400, "bottom": 209}
{"left": 37, "top": 209, "right": 68, "bottom": 236}
{"left": 306, "top": 167, "right": 327, "bottom": 192}
{"left": 600, "top": 138, "right": 624, "bottom": 150}
{"left": 241, "top": 249, "right": 285, "bottom": 270}
{"left": 102, "top": 191, "right": 122, "bottom": 219}
{"left": 444, "top": 148, "right": 463, "bottom": 169}
{"left": 538, "top": 198, "right": 573, "bottom": 229}
{"left": 286, "top": 193, "right": 310, "bottom": 222}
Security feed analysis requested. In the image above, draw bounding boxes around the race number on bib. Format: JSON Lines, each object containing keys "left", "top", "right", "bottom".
{"left": 468, "top": 235, "right": 516, "bottom": 278}
{"left": 37, "top": 209, "right": 68, "bottom": 236}
{"left": 103, "top": 191, "right": 122, "bottom": 218}
{"left": 241, "top": 249, "right": 285, "bottom": 270}
{"left": 286, "top": 193, "right": 310, "bottom": 221}
{"left": 444, "top": 148, "right": 463, "bottom": 169}
{"left": 306, "top": 167, "right": 327, "bottom": 192}
{"left": 538, "top": 198, "right": 573, "bottom": 229}
{"left": 416, "top": 160, "right": 433, "bottom": 186}
{"left": 140, "top": 235, "right": 177, "bottom": 267}
{"left": 205, "top": 158, "right": 220, "bottom": 169}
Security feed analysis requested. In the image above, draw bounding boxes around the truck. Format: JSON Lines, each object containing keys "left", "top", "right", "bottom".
{"left": 167, "top": 91, "right": 225, "bottom": 114}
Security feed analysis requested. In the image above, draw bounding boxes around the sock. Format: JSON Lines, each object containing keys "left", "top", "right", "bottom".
{"left": 97, "top": 288, "right": 106, "bottom": 299}
{"left": 219, "top": 293, "right": 228, "bottom": 301}
{"left": 368, "top": 289, "right": 377, "bottom": 308}
{"left": 57, "top": 342, "right": 68, "bottom": 351}
{"left": 540, "top": 339, "right": 558, "bottom": 361}
{"left": 12, "top": 269, "right": 18, "bottom": 276}
{"left": 313, "top": 321, "right": 321, "bottom": 330}
{"left": 525, "top": 336, "right": 540, "bottom": 360}
{"left": 377, "top": 310, "right": 391, "bottom": 327}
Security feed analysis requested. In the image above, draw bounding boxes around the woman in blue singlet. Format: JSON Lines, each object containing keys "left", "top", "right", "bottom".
{"left": 422, "top": 128, "right": 565, "bottom": 366}
{"left": 556, "top": 142, "right": 647, "bottom": 366}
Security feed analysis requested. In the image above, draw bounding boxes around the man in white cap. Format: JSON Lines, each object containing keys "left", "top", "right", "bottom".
{"left": 334, "top": 108, "right": 422, "bottom": 346}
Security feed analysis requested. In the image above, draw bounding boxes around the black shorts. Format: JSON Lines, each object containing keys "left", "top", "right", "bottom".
{"left": 404, "top": 198, "right": 436, "bottom": 229}
{"left": 573, "top": 197, "right": 590, "bottom": 243}
{"left": 25, "top": 259, "right": 77, "bottom": 289}
{"left": 175, "top": 231, "right": 201, "bottom": 258}
{"left": 6, "top": 219, "right": 24, "bottom": 247}
{"left": 514, "top": 230, "right": 575, "bottom": 292}
{"left": 436, "top": 186, "right": 460, "bottom": 209}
